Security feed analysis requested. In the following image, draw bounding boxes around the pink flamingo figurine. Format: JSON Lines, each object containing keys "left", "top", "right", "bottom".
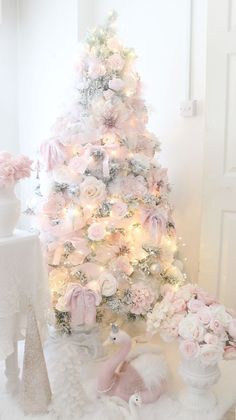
{"left": 97, "top": 325, "right": 168, "bottom": 404}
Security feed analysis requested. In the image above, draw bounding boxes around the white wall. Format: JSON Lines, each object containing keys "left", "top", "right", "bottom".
{"left": 0, "top": 0, "right": 18, "bottom": 153}
{"left": 11, "top": 0, "right": 206, "bottom": 282}
{"left": 89, "top": 0, "right": 206, "bottom": 282}
{"left": 17, "top": 0, "right": 78, "bottom": 207}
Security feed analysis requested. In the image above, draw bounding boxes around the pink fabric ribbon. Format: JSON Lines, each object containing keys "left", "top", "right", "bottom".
{"left": 48, "top": 234, "right": 87, "bottom": 265}
{"left": 40, "top": 138, "right": 65, "bottom": 172}
{"left": 64, "top": 284, "right": 99, "bottom": 326}
{"left": 141, "top": 208, "right": 167, "bottom": 243}
{"left": 74, "top": 143, "right": 118, "bottom": 177}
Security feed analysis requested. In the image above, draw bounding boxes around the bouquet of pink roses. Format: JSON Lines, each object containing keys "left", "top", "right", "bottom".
{"left": 147, "top": 283, "right": 236, "bottom": 366}
{"left": 0, "top": 151, "right": 32, "bottom": 188}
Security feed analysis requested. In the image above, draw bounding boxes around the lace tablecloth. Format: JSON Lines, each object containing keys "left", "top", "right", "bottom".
{"left": 0, "top": 230, "right": 50, "bottom": 360}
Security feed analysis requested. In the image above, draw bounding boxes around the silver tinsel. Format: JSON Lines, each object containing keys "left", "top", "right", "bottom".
{"left": 64, "top": 241, "right": 76, "bottom": 254}
{"left": 143, "top": 193, "right": 160, "bottom": 206}
{"left": 68, "top": 184, "right": 80, "bottom": 196}
{"left": 142, "top": 244, "right": 161, "bottom": 256}
{"left": 128, "top": 158, "right": 148, "bottom": 175}
{"left": 54, "top": 182, "right": 68, "bottom": 193}
{"left": 91, "top": 149, "right": 104, "bottom": 160}
{"left": 71, "top": 270, "right": 88, "bottom": 284}
{"left": 96, "top": 201, "right": 111, "bottom": 217}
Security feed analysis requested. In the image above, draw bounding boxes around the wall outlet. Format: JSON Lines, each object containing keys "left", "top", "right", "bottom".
{"left": 180, "top": 100, "right": 197, "bottom": 117}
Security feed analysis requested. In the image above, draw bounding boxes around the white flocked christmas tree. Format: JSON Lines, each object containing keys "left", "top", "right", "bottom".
{"left": 34, "top": 12, "right": 186, "bottom": 330}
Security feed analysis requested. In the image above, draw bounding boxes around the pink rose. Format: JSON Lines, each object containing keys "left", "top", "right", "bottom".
{"left": 0, "top": 151, "right": 12, "bottom": 162}
{"left": 88, "top": 223, "right": 106, "bottom": 241}
{"left": 13, "top": 155, "right": 32, "bottom": 180}
{"left": 179, "top": 340, "right": 200, "bottom": 360}
{"left": 0, "top": 163, "right": 15, "bottom": 187}
{"left": 200, "top": 344, "right": 224, "bottom": 366}
{"left": 130, "top": 282, "right": 155, "bottom": 315}
{"left": 112, "top": 201, "right": 127, "bottom": 219}
{"left": 224, "top": 345, "right": 236, "bottom": 360}
{"left": 175, "top": 284, "right": 196, "bottom": 302}
{"left": 107, "top": 53, "right": 125, "bottom": 71}
{"left": 79, "top": 176, "right": 106, "bottom": 207}
{"left": 204, "top": 333, "right": 220, "bottom": 346}
{"left": 108, "top": 78, "right": 124, "bottom": 91}
{"left": 178, "top": 314, "right": 205, "bottom": 341}
{"left": 196, "top": 287, "right": 217, "bottom": 305}
{"left": 210, "top": 319, "right": 224, "bottom": 335}
{"left": 69, "top": 154, "right": 90, "bottom": 175}
{"left": 197, "top": 307, "right": 212, "bottom": 325}
{"left": 172, "top": 298, "right": 186, "bottom": 314}
{"left": 228, "top": 319, "right": 236, "bottom": 339}
{"left": 160, "top": 313, "right": 185, "bottom": 342}
{"left": 187, "top": 298, "right": 205, "bottom": 313}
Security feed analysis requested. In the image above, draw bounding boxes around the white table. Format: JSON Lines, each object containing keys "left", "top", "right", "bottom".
{"left": 0, "top": 229, "right": 50, "bottom": 395}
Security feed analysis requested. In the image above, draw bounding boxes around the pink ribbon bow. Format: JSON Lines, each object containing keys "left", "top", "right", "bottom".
{"left": 141, "top": 208, "right": 168, "bottom": 243}
{"left": 40, "top": 138, "right": 65, "bottom": 172}
{"left": 64, "top": 283, "right": 99, "bottom": 326}
{"left": 71, "top": 143, "right": 118, "bottom": 177}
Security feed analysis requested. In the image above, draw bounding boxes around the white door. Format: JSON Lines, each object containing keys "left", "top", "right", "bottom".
{"left": 199, "top": 0, "right": 236, "bottom": 310}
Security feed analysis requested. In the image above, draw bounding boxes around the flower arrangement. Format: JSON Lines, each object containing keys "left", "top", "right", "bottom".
{"left": 0, "top": 151, "right": 32, "bottom": 188}
{"left": 147, "top": 283, "right": 236, "bottom": 366}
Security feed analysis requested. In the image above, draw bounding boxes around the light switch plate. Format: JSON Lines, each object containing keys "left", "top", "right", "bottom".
{"left": 180, "top": 100, "right": 197, "bottom": 117}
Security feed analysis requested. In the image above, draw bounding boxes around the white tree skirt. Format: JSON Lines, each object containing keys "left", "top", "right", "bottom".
{"left": 0, "top": 340, "right": 236, "bottom": 420}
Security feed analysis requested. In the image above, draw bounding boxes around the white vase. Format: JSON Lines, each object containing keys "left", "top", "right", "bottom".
{"left": 179, "top": 357, "right": 220, "bottom": 412}
{"left": 0, "top": 184, "right": 21, "bottom": 238}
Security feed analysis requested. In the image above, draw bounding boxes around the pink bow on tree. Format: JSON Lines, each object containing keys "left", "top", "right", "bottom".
{"left": 141, "top": 207, "right": 168, "bottom": 243}
{"left": 64, "top": 283, "right": 101, "bottom": 326}
{"left": 40, "top": 138, "right": 65, "bottom": 172}
{"left": 69, "top": 143, "right": 118, "bottom": 177}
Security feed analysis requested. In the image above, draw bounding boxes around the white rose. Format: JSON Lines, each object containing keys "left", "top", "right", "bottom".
{"left": 210, "top": 304, "right": 232, "bottom": 327}
{"left": 178, "top": 314, "right": 205, "bottom": 342}
{"left": 79, "top": 176, "right": 106, "bottom": 206}
{"left": 200, "top": 344, "right": 224, "bottom": 366}
{"left": 88, "top": 222, "right": 106, "bottom": 241}
{"left": 99, "top": 271, "right": 117, "bottom": 297}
